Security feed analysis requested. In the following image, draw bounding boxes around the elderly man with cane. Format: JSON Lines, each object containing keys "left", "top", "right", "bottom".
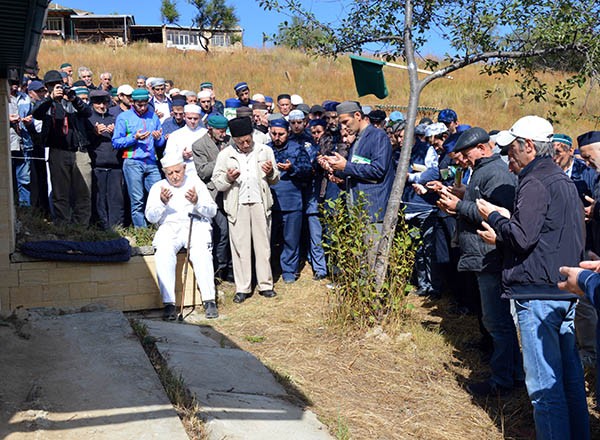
{"left": 146, "top": 153, "right": 218, "bottom": 320}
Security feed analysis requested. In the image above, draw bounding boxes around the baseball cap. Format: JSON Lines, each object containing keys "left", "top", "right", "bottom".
{"left": 495, "top": 115, "right": 553, "bottom": 147}
{"left": 117, "top": 84, "right": 134, "bottom": 96}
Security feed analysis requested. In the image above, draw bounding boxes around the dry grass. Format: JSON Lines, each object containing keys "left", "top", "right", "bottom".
{"left": 184, "top": 266, "right": 600, "bottom": 439}
{"left": 37, "top": 41, "right": 600, "bottom": 135}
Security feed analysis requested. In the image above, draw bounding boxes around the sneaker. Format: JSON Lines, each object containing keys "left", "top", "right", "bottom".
{"left": 203, "top": 301, "right": 218, "bottom": 319}
{"left": 466, "top": 380, "right": 512, "bottom": 397}
{"left": 162, "top": 304, "right": 177, "bottom": 321}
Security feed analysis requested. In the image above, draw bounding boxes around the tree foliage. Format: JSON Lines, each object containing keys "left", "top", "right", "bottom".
{"left": 188, "top": 0, "right": 239, "bottom": 51}
{"left": 259, "top": 0, "right": 600, "bottom": 289}
{"left": 273, "top": 16, "right": 333, "bottom": 50}
{"left": 160, "top": 0, "right": 180, "bottom": 24}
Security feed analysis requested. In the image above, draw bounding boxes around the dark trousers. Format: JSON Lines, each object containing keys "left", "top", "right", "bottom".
{"left": 212, "top": 208, "right": 232, "bottom": 274}
{"left": 93, "top": 167, "right": 125, "bottom": 229}
{"left": 48, "top": 148, "right": 91, "bottom": 225}
{"left": 29, "top": 145, "right": 50, "bottom": 216}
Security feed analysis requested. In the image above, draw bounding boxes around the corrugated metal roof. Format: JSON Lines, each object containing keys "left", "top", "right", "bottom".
{"left": 0, "top": 0, "right": 49, "bottom": 78}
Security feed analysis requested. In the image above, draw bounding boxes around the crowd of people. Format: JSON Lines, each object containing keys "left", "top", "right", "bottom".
{"left": 8, "top": 61, "right": 600, "bottom": 439}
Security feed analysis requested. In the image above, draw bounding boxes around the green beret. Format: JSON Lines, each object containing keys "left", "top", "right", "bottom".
{"left": 59, "top": 62, "right": 72, "bottom": 69}
{"left": 110, "top": 87, "right": 118, "bottom": 97}
{"left": 73, "top": 87, "right": 89, "bottom": 96}
{"left": 200, "top": 81, "right": 213, "bottom": 89}
{"left": 131, "top": 88, "right": 150, "bottom": 101}
{"left": 207, "top": 114, "right": 228, "bottom": 129}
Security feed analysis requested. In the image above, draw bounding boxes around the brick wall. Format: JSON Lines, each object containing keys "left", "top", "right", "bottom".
{"left": 5, "top": 254, "right": 203, "bottom": 311}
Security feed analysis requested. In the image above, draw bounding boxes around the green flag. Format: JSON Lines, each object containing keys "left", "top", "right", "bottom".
{"left": 350, "top": 55, "right": 388, "bottom": 99}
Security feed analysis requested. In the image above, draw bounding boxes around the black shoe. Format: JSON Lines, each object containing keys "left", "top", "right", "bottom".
{"left": 313, "top": 273, "right": 327, "bottom": 281}
{"left": 233, "top": 292, "right": 247, "bottom": 303}
{"left": 162, "top": 304, "right": 177, "bottom": 321}
{"left": 204, "top": 300, "right": 218, "bottom": 319}
{"left": 466, "top": 380, "right": 511, "bottom": 397}
{"left": 258, "top": 289, "right": 277, "bottom": 298}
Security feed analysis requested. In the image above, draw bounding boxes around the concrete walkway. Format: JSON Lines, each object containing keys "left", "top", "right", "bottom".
{"left": 0, "top": 309, "right": 188, "bottom": 440}
{"left": 0, "top": 308, "right": 332, "bottom": 439}
{"left": 142, "top": 319, "right": 333, "bottom": 440}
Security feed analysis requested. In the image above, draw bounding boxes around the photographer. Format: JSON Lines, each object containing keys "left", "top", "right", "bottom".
{"left": 32, "top": 70, "right": 92, "bottom": 225}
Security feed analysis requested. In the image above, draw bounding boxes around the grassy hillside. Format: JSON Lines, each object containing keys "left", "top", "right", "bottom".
{"left": 38, "top": 40, "right": 600, "bottom": 138}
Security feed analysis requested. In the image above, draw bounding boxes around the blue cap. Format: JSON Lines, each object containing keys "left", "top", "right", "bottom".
{"left": 265, "top": 96, "right": 273, "bottom": 103}
{"left": 270, "top": 118, "right": 289, "bottom": 129}
{"left": 438, "top": 108, "right": 458, "bottom": 123}
{"left": 234, "top": 82, "right": 249, "bottom": 92}
{"left": 207, "top": 114, "right": 229, "bottom": 129}
{"left": 131, "top": 88, "right": 150, "bottom": 101}
{"left": 28, "top": 80, "right": 45, "bottom": 91}
{"left": 553, "top": 133, "right": 573, "bottom": 147}
{"left": 323, "top": 101, "right": 339, "bottom": 112}
{"left": 309, "top": 119, "right": 327, "bottom": 128}
{"left": 225, "top": 98, "right": 241, "bottom": 108}
{"left": 456, "top": 124, "right": 471, "bottom": 135}
{"left": 389, "top": 111, "right": 405, "bottom": 122}
{"left": 577, "top": 131, "right": 600, "bottom": 148}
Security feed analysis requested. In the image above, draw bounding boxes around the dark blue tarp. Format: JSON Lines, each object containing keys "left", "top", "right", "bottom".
{"left": 20, "top": 238, "right": 131, "bottom": 262}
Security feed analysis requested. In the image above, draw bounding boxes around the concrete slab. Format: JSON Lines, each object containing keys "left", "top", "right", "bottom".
{"left": 143, "top": 319, "right": 333, "bottom": 440}
{"left": 0, "top": 311, "right": 188, "bottom": 440}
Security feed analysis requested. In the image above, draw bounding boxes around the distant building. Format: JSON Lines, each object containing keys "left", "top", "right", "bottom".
{"left": 44, "top": 2, "right": 243, "bottom": 50}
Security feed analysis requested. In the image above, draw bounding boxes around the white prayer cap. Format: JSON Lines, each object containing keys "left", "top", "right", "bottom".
{"left": 197, "top": 90, "right": 211, "bottom": 99}
{"left": 161, "top": 153, "right": 184, "bottom": 168}
{"left": 184, "top": 104, "right": 201, "bottom": 114}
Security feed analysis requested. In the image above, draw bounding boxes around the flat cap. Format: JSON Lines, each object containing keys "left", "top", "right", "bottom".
{"left": 336, "top": 101, "right": 362, "bottom": 116}
{"left": 310, "top": 105, "right": 325, "bottom": 114}
{"left": 453, "top": 127, "right": 490, "bottom": 153}
{"left": 28, "top": 80, "right": 45, "bottom": 91}
{"left": 117, "top": 84, "right": 134, "bottom": 95}
{"left": 89, "top": 89, "right": 110, "bottom": 100}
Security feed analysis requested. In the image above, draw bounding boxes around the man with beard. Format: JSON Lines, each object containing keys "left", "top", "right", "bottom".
{"left": 212, "top": 117, "right": 280, "bottom": 303}
{"left": 146, "top": 154, "right": 218, "bottom": 320}
{"left": 193, "top": 114, "right": 234, "bottom": 282}
{"left": 268, "top": 118, "right": 313, "bottom": 283}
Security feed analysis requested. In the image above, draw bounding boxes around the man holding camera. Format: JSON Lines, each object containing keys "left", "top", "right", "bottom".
{"left": 32, "top": 70, "right": 92, "bottom": 225}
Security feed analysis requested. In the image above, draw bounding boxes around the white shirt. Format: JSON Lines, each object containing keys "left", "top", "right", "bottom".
{"left": 165, "top": 124, "right": 208, "bottom": 176}
{"left": 234, "top": 148, "right": 262, "bottom": 205}
{"left": 145, "top": 174, "right": 217, "bottom": 227}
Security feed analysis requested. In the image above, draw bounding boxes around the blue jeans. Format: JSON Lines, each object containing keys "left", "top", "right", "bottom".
{"left": 476, "top": 272, "right": 524, "bottom": 387}
{"left": 515, "top": 299, "right": 590, "bottom": 440}
{"left": 307, "top": 214, "right": 327, "bottom": 276}
{"left": 122, "top": 159, "right": 161, "bottom": 227}
{"left": 12, "top": 149, "right": 31, "bottom": 206}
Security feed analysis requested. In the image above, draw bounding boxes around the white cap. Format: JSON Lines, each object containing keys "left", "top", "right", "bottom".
{"left": 184, "top": 104, "right": 201, "bottom": 114}
{"left": 252, "top": 93, "right": 265, "bottom": 102}
{"left": 180, "top": 90, "right": 195, "bottom": 97}
{"left": 425, "top": 122, "right": 448, "bottom": 137}
{"left": 117, "top": 84, "right": 134, "bottom": 95}
{"left": 167, "top": 88, "right": 180, "bottom": 97}
{"left": 160, "top": 153, "right": 183, "bottom": 168}
{"left": 197, "top": 90, "right": 211, "bottom": 99}
{"left": 145, "top": 77, "right": 157, "bottom": 88}
{"left": 495, "top": 115, "right": 554, "bottom": 147}
{"left": 290, "top": 94, "right": 303, "bottom": 105}
{"left": 288, "top": 109, "right": 305, "bottom": 121}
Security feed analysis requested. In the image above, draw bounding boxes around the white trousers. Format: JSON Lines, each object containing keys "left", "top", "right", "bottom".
{"left": 153, "top": 219, "right": 215, "bottom": 304}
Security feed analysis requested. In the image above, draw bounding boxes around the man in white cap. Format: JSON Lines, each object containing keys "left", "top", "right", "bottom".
{"left": 198, "top": 89, "right": 218, "bottom": 125}
{"left": 116, "top": 84, "right": 134, "bottom": 114}
{"left": 146, "top": 153, "right": 218, "bottom": 320}
{"left": 165, "top": 104, "right": 207, "bottom": 176}
{"left": 290, "top": 94, "right": 303, "bottom": 109}
{"left": 149, "top": 78, "right": 171, "bottom": 123}
{"left": 476, "top": 115, "right": 590, "bottom": 439}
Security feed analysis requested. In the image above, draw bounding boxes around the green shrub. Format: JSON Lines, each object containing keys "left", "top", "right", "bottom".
{"left": 321, "top": 192, "right": 418, "bottom": 331}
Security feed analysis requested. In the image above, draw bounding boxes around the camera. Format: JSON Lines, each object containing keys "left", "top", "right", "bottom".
{"left": 61, "top": 84, "right": 76, "bottom": 100}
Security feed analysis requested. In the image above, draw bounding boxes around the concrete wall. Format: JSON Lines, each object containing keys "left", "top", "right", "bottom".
{"left": 5, "top": 254, "right": 203, "bottom": 311}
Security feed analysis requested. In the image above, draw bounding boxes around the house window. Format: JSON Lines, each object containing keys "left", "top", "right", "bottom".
{"left": 210, "top": 33, "right": 229, "bottom": 47}
{"left": 46, "top": 17, "right": 64, "bottom": 32}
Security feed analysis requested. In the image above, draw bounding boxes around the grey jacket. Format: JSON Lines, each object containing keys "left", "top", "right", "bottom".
{"left": 455, "top": 154, "right": 516, "bottom": 273}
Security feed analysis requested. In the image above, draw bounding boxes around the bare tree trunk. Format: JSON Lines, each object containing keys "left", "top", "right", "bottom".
{"left": 373, "top": 0, "right": 423, "bottom": 290}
